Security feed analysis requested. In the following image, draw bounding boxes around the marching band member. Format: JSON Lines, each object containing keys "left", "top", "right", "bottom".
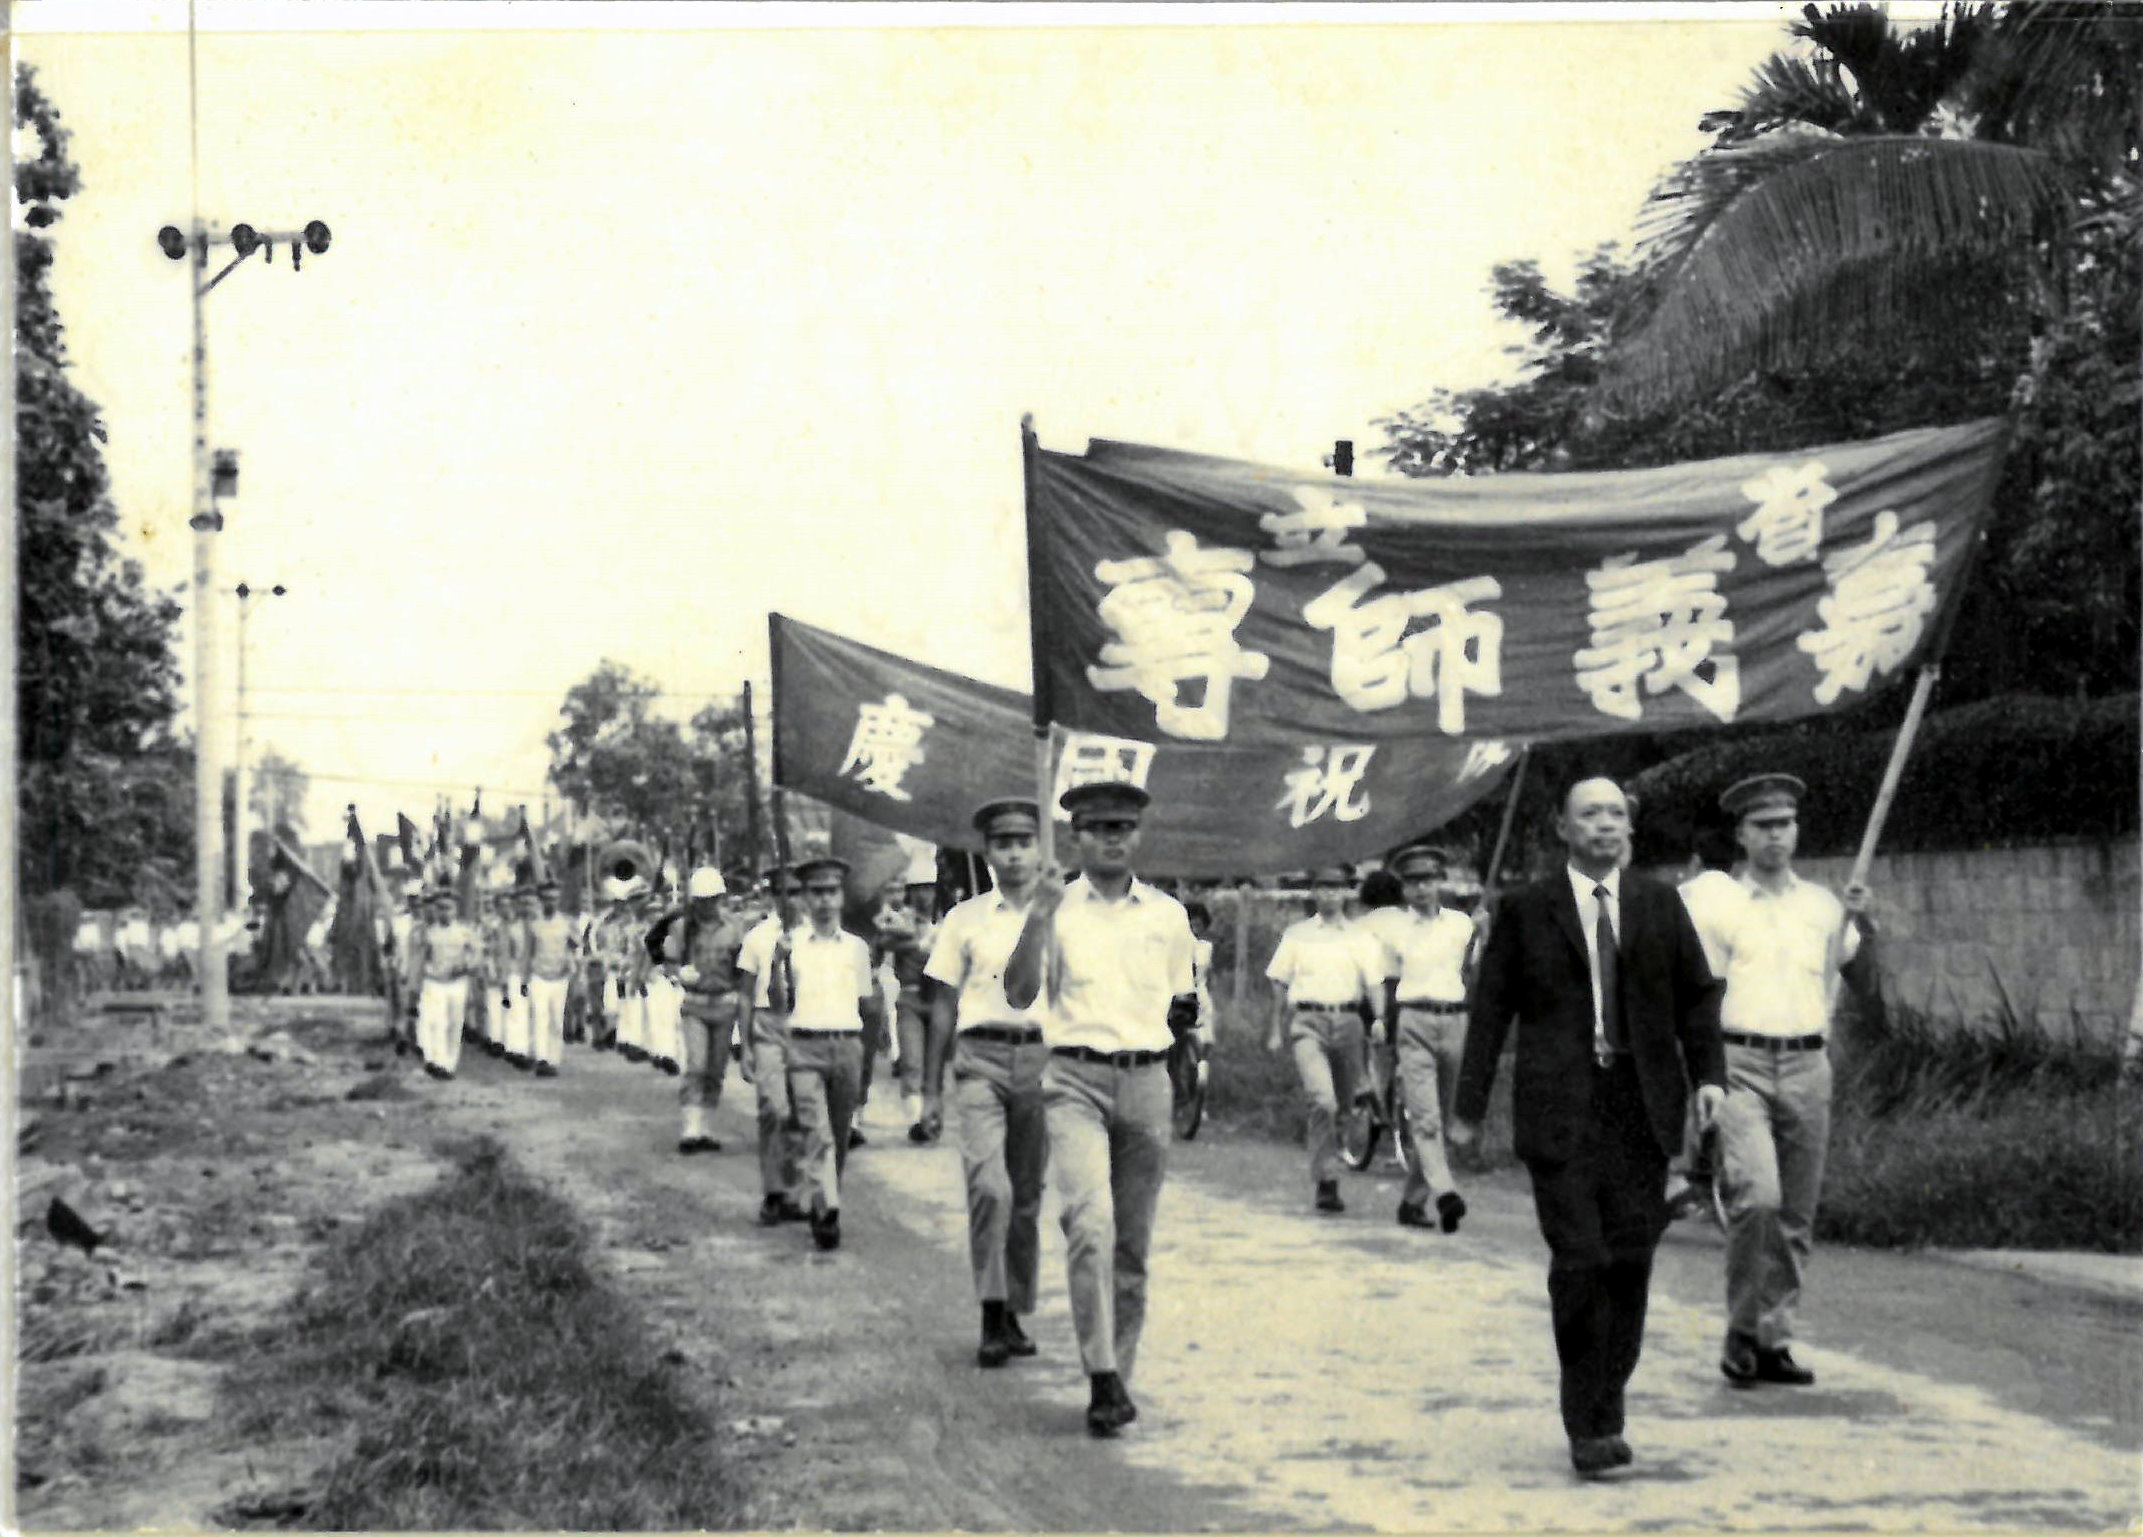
{"left": 672, "top": 867, "right": 748, "bottom": 1154}
{"left": 524, "top": 878, "right": 577, "bottom": 1078}
{"left": 410, "top": 886, "right": 480, "bottom": 1080}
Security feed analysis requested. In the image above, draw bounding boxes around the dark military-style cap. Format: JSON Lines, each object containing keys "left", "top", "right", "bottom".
{"left": 972, "top": 796, "right": 1042, "bottom": 838}
{"left": 1720, "top": 772, "right": 1807, "bottom": 819}
{"left": 1388, "top": 843, "right": 1450, "bottom": 878}
{"left": 794, "top": 855, "right": 852, "bottom": 884}
{"left": 1059, "top": 781, "right": 1152, "bottom": 820}
{"left": 1310, "top": 864, "right": 1355, "bottom": 885}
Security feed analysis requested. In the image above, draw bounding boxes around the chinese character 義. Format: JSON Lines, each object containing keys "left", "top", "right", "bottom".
{"left": 1302, "top": 564, "right": 1504, "bottom": 733}
{"left": 1276, "top": 744, "right": 1375, "bottom": 828}
{"left": 1052, "top": 732, "right": 1159, "bottom": 820}
{"left": 1260, "top": 486, "right": 1369, "bottom": 568}
{"left": 1573, "top": 533, "right": 1741, "bottom": 723}
{"left": 1796, "top": 510, "right": 1938, "bottom": 705}
{"left": 1086, "top": 530, "right": 1272, "bottom": 741}
{"left": 1738, "top": 460, "right": 1835, "bottom": 566}
{"left": 838, "top": 692, "right": 936, "bottom": 801}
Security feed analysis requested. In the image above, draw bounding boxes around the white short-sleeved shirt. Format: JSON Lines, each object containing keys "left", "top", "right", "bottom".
{"left": 926, "top": 891, "right": 1047, "bottom": 1032}
{"left": 786, "top": 926, "right": 874, "bottom": 1032}
{"left": 1677, "top": 868, "right": 1747, "bottom": 977}
{"left": 1716, "top": 872, "right": 1859, "bottom": 1038}
{"left": 737, "top": 914, "right": 787, "bottom": 1009}
{"left": 1381, "top": 906, "right": 1475, "bottom": 1005}
{"left": 1045, "top": 876, "right": 1195, "bottom": 1053}
{"left": 1265, "top": 915, "right": 1383, "bottom": 1006}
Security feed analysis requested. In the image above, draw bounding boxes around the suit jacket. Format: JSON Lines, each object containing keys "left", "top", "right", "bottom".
{"left": 1456, "top": 869, "right": 1725, "bottom": 1165}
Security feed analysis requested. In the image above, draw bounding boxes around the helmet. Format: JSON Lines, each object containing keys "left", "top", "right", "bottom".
{"left": 687, "top": 867, "right": 726, "bottom": 900}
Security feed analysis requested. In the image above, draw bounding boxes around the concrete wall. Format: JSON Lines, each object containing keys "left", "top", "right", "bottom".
{"left": 1799, "top": 839, "right": 2140, "bottom": 1042}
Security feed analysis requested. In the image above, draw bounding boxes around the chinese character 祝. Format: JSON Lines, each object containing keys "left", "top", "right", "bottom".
{"left": 1260, "top": 486, "right": 1369, "bottom": 568}
{"left": 1738, "top": 460, "right": 1835, "bottom": 567}
{"left": 838, "top": 692, "right": 936, "bottom": 801}
{"left": 1573, "top": 534, "right": 1741, "bottom": 723}
{"left": 1052, "top": 732, "right": 1159, "bottom": 820}
{"left": 1302, "top": 564, "right": 1504, "bottom": 734}
{"left": 1796, "top": 510, "right": 1938, "bottom": 705}
{"left": 1457, "top": 739, "right": 1514, "bottom": 783}
{"left": 1087, "top": 530, "right": 1271, "bottom": 741}
{"left": 1276, "top": 744, "right": 1375, "bottom": 829}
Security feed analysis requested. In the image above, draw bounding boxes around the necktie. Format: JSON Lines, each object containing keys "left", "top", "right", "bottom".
{"left": 1593, "top": 883, "right": 1626, "bottom": 1055}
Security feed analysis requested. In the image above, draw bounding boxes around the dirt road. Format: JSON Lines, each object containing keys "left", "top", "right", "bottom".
{"left": 452, "top": 1032, "right": 2139, "bottom": 1533}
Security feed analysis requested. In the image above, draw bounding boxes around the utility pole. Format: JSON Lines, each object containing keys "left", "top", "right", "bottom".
{"left": 741, "top": 681, "right": 763, "bottom": 873}
{"left": 158, "top": 215, "right": 333, "bottom": 1035}
{"left": 230, "top": 575, "right": 287, "bottom": 914}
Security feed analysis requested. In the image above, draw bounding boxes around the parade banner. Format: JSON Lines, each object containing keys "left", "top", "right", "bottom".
{"left": 770, "top": 613, "right": 1514, "bottom": 876}
{"left": 1025, "top": 420, "right": 2009, "bottom": 749}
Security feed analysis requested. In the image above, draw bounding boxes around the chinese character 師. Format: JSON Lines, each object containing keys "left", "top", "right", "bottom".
{"left": 1302, "top": 564, "right": 1504, "bottom": 733}
{"left": 838, "top": 692, "right": 936, "bottom": 801}
{"left": 1086, "top": 530, "right": 1272, "bottom": 741}
{"left": 1052, "top": 732, "right": 1159, "bottom": 820}
{"left": 1796, "top": 510, "right": 1938, "bottom": 705}
{"left": 1738, "top": 461, "right": 1835, "bottom": 567}
{"left": 1573, "top": 534, "right": 1740, "bottom": 723}
{"left": 1260, "top": 486, "right": 1369, "bottom": 568}
{"left": 1276, "top": 744, "right": 1376, "bottom": 829}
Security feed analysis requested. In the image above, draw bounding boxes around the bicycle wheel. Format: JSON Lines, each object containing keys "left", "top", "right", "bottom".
{"left": 1389, "top": 1091, "right": 1416, "bottom": 1176}
{"left": 1338, "top": 1093, "right": 1384, "bottom": 1170}
{"left": 1172, "top": 1052, "right": 1207, "bottom": 1141}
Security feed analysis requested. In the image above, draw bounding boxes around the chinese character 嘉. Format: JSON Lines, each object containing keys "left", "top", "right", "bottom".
{"left": 1573, "top": 534, "right": 1741, "bottom": 723}
{"left": 1260, "top": 486, "right": 1369, "bottom": 568}
{"left": 1738, "top": 460, "right": 1835, "bottom": 566}
{"left": 1052, "top": 732, "right": 1159, "bottom": 820}
{"left": 1276, "top": 744, "right": 1375, "bottom": 828}
{"left": 838, "top": 692, "right": 936, "bottom": 801}
{"left": 1796, "top": 510, "right": 1938, "bottom": 705}
{"left": 1087, "top": 530, "right": 1271, "bottom": 741}
{"left": 1302, "top": 564, "right": 1504, "bottom": 733}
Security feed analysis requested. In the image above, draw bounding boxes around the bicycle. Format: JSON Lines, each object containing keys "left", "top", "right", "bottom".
{"left": 1167, "top": 1031, "right": 1209, "bottom": 1141}
{"left": 1339, "top": 1030, "right": 1414, "bottom": 1173}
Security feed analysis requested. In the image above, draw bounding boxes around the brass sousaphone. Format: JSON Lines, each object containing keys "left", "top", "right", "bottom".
{"left": 597, "top": 838, "right": 656, "bottom": 898}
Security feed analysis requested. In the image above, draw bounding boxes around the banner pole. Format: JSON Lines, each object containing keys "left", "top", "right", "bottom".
{"left": 1481, "top": 744, "right": 1532, "bottom": 895}
{"left": 1020, "top": 413, "right": 1059, "bottom": 874}
{"left": 1826, "top": 664, "right": 1939, "bottom": 1015}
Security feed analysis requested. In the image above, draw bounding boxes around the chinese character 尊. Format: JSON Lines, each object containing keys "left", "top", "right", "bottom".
{"left": 1086, "top": 530, "right": 1272, "bottom": 741}
{"left": 1276, "top": 744, "right": 1375, "bottom": 828}
{"left": 1738, "top": 460, "right": 1835, "bottom": 566}
{"left": 1796, "top": 510, "right": 1939, "bottom": 705}
{"left": 1260, "top": 486, "right": 1369, "bottom": 568}
{"left": 1302, "top": 564, "right": 1504, "bottom": 733}
{"left": 838, "top": 692, "right": 936, "bottom": 801}
{"left": 1052, "top": 732, "right": 1159, "bottom": 820}
{"left": 1573, "top": 533, "right": 1741, "bottom": 723}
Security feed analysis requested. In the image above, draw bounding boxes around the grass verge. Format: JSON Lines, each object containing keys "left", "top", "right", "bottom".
{"left": 222, "top": 1135, "right": 747, "bottom": 1531}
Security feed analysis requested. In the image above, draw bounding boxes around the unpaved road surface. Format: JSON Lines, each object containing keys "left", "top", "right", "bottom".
{"left": 463, "top": 1028, "right": 2140, "bottom": 1533}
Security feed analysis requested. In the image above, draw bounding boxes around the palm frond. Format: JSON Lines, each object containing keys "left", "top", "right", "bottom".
{"left": 1728, "top": 53, "right": 1863, "bottom": 140}
{"left": 1968, "top": 2, "right": 2143, "bottom": 173}
{"left": 1605, "top": 136, "right": 2071, "bottom": 409}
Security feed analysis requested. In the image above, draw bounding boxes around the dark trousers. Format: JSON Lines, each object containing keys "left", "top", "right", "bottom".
{"left": 1524, "top": 1057, "right": 1669, "bottom": 1441}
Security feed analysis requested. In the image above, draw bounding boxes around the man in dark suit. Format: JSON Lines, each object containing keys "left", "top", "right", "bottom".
{"left": 1450, "top": 775, "right": 1725, "bottom": 1480}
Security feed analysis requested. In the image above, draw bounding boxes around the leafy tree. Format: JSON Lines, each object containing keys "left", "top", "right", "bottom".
{"left": 16, "top": 64, "right": 190, "bottom": 906}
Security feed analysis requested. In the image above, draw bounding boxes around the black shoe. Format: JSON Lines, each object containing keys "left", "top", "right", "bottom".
{"left": 660, "top": 1059, "right": 680, "bottom": 1077}
{"left": 907, "top": 1121, "right": 932, "bottom": 1145}
{"left": 977, "top": 1304, "right": 1012, "bottom": 1369}
{"left": 1721, "top": 1333, "right": 1761, "bottom": 1387}
{"left": 534, "top": 1062, "right": 558, "bottom": 1079}
{"left": 1570, "top": 1435, "right": 1621, "bottom": 1479}
{"left": 1608, "top": 1436, "right": 1634, "bottom": 1468}
{"left": 779, "top": 1198, "right": 809, "bottom": 1224}
{"left": 393, "top": 1038, "right": 410, "bottom": 1058}
{"left": 810, "top": 1207, "right": 841, "bottom": 1251}
{"left": 423, "top": 1062, "right": 448, "bottom": 1081}
{"left": 1086, "top": 1372, "right": 1138, "bottom": 1437}
{"left": 1755, "top": 1347, "right": 1816, "bottom": 1386}
{"left": 1315, "top": 1180, "right": 1345, "bottom": 1214}
{"left": 486, "top": 1041, "right": 507, "bottom": 1058}
{"left": 758, "top": 1195, "right": 789, "bottom": 1228}
{"left": 848, "top": 1127, "right": 868, "bottom": 1150}
{"left": 678, "top": 1136, "right": 721, "bottom": 1156}
{"left": 1003, "top": 1312, "right": 1037, "bottom": 1357}
{"left": 1437, "top": 1192, "right": 1467, "bottom": 1233}
{"left": 511, "top": 1054, "right": 533, "bottom": 1072}
{"left": 1396, "top": 1201, "right": 1435, "bottom": 1230}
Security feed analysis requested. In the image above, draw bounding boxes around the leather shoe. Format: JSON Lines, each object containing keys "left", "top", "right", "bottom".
{"left": 1086, "top": 1372, "right": 1138, "bottom": 1437}
{"left": 810, "top": 1207, "right": 841, "bottom": 1251}
{"left": 1315, "top": 1181, "right": 1345, "bottom": 1214}
{"left": 1721, "top": 1333, "right": 1761, "bottom": 1387}
{"left": 1608, "top": 1436, "right": 1633, "bottom": 1467}
{"left": 757, "top": 1195, "right": 789, "bottom": 1227}
{"left": 1755, "top": 1346, "right": 1815, "bottom": 1385}
{"left": 1396, "top": 1201, "right": 1434, "bottom": 1230}
{"left": 1003, "top": 1313, "right": 1037, "bottom": 1357}
{"left": 848, "top": 1126, "right": 869, "bottom": 1149}
{"left": 977, "top": 1306, "right": 1012, "bottom": 1369}
{"left": 1436, "top": 1192, "right": 1467, "bottom": 1233}
{"left": 1569, "top": 1435, "right": 1621, "bottom": 1479}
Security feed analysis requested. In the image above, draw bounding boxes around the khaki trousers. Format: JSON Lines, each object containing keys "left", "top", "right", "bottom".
{"left": 788, "top": 1031, "right": 864, "bottom": 1214}
{"left": 952, "top": 1034, "right": 1049, "bottom": 1312}
{"left": 1289, "top": 1008, "right": 1365, "bottom": 1187}
{"left": 1395, "top": 1005, "right": 1467, "bottom": 1205}
{"left": 1045, "top": 1053, "right": 1170, "bottom": 1380}
{"left": 750, "top": 1013, "right": 805, "bottom": 1200}
{"left": 679, "top": 993, "right": 737, "bottom": 1110}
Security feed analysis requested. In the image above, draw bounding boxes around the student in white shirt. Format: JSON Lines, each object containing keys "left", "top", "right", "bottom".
{"left": 1265, "top": 865, "right": 1386, "bottom": 1214}
{"left": 736, "top": 866, "right": 811, "bottom": 1229}
{"left": 1380, "top": 844, "right": 1478, "bottom": 1234}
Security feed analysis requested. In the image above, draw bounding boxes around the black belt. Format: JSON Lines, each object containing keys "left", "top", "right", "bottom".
{"left": 1722, "top": 1031, "right": 1826, "bottom": 1053}
{"left": 788, "top": 1027, "right": 862, "bottom": 1040}
{"left": 1398, "top": 999, "right": 1467, "bottom": 1014}
{"left": 1052, "top": 1045, "right": 1169, "bottom": 1069}
{"left": 1292, "top": 1002, "right": 1361, "bottom": 1013}
{"left": 964, "top": 1026, "right": 1045, "bottom": 1045}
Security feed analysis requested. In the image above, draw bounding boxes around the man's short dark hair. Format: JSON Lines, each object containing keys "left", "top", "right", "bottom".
{"left": 1184, "top": 900, "right": 1212, "bottom": 929}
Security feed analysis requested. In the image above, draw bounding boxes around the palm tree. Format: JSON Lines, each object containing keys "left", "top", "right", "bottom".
{"left": 1603, "top": 2, "right": 2140, "bottom": 407}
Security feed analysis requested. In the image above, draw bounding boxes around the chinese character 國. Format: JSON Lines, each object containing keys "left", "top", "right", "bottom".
{"left": 1276, "top": 744, "right": 1375, "bottom": 829}
{"left": 1301, "top": 564, "right": 1504, "bottom": 734}
{"left": 1573, "top": 533, "right": 1741, "bottom": 724}
{"left": 1738, "top": 460, "right": 1835, "bottom": 567}
{"left": 1086, "top": 530, "right": 1271, "bottom": 742}
{"left": 1796, "top": 510, "right": 1939, "bottom": 705}
{"left": 838, "top": 692, "right": 937, "bottom": 802}
{"left": 1052, "top": 732, "right": 1159, "bottom": 821}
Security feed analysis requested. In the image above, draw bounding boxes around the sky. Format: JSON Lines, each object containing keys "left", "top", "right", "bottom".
{"left": 17, "top": 0, "right": 1808, "bottom": 842}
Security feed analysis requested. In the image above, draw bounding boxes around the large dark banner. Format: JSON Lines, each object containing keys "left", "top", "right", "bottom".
{"left": 1026, "top": 420, "right": 2009, "bottom": 748}
{"left": 770, "top": 614, "right": 1513, "bottom": 876}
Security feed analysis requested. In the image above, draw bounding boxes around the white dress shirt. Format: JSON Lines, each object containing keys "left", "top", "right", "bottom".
{"left": 1717, "top": 872, "right": 1858, "bottom": 1038}
{"left": 926, "top": 890, "right": 1048, "bottom": 1032}
{"left": 785, "top": 925, "right": 874, "bottom": 1031}
{"left": 1045, "top": 876, "right": 1195, "bottom": 1054}
{"left": 1382, "top": 906, "right": 1475, "bottom": 1005}
{"left": 1266, "top": 915, "right": 1384, "bottom": 1006}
